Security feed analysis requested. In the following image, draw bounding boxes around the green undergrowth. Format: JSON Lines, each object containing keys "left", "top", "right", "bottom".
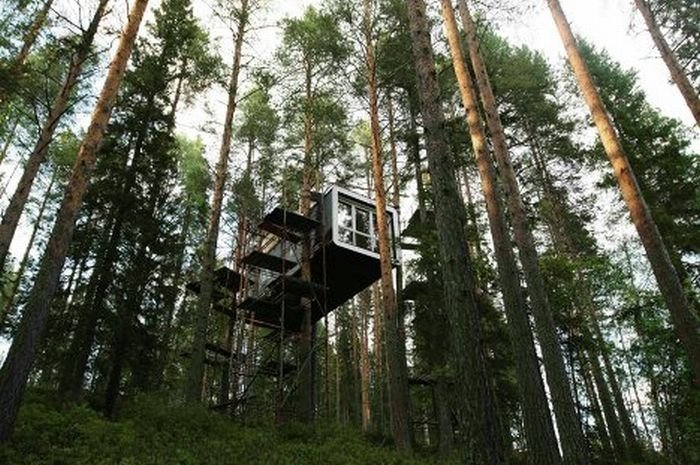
{"left": 0, "top": 391, "right": 448, "bottom": 465}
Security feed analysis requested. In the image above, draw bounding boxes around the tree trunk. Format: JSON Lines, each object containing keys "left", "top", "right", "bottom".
{"left": 434, "top": 379, "right": 454, "bottom": 458}
{"left": 57, "top": 216, "right": 114, "bottom": 398}
{"left": 219, "top": 315, "right": 234, "bottom": 408}
{"left": 547, "top": 0, "right": 700, "bottom": 387}
{"left": 617, "top": 326, "right": 652, "bottom": 444}
{"left": 386, "top": 91, "right": 401, "bottom": 209}
{"left": 0, "top": 169, "right": 56, "bottom": 327}
{"left": 0, "top": 120, "right": 19, "bottom": 164}
{"left": 371, "top": 282, "right": 386, "bottom": 434}
{"left": 405, "top": 1, "right": 506, "bottom": 463}
{"left": 580, "top": 351, "right": 614, "bottom": 455}
{"left": 0, "top": 0, "right": 54, "bottom": 107}
{"left": 439, "top": 3, "right": 562, "bottom": 464}
{"left": 104, "top": 175, "right": 162, "bottom": 413}
{"left": 586, "top": 303, "right": 640, "bottom": 457}
{"left": 295, "top": 53, "right": 317, "bottom": 423}
{"left": 0, "top": 0, "right": 109, "bottom": 271}
{"left": 456, "top": 2, "right": 590, "bottom": 463}
{"left": 587, "top": 344, "right": 627, "bottom": 462}
{"left": 359, "top": 290, "right": 371, "bottom": 431}
{"left": 15, "top": 0, "right": 55, "bottom": 69}
{"left": 0, "top": 157, "right": 23, "bottom": 200}
{"left": 529, "top": 125, "right": 642, "bottom": 459}
{"left": 185, "top": 0, "right": 249, "bottom": 403}
{"left": 0, "top": 0, "right": 148, "bottom": 441}
{"left": 461, "top": 170, "right": 484, "bottom": 261}
{"left": 103, "top": 271, "right": 147, "bottom": 418}
{"left": 406, "top": 99, "right": 427, "bottom": 222}
{"left": 633, "top": 0, "right": 699, "bottom": 125}
{"left": 59, "top": 106, "right": 150, "bottom": 400}
{"left": 153, "top": 201, "right": 192, "bottom": 390}
{"left": 366, "top": 0, "right": 412, "bottom": 450}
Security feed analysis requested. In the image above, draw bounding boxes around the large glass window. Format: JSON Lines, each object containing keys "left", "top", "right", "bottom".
{"left": 338, "top": 202, "right": 353, "bottom": 229}
{"left": 355, "top": 209, "right": 370, "bottom": 234}
{"left": 336, "top": 198, "right": 394, "bottom": 257}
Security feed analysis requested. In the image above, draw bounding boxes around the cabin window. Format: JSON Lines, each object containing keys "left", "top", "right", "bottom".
{"left": 337, "top": 199, "right": 394, "bottom": 257}
{"left": 338, "top": 202, "right": 353, "bottom": 229}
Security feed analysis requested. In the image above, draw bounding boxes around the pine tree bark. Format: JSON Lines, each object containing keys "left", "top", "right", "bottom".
{"left": 633, "top": 0, "right": 700, "bottom": 125}
{"left": 434, "top": 379, "right": 453, "bottom": 458}
{"left": 14, "top": 0, "right": 55, "bottom": 70}
{"left": 439, "top": 3, "right": 561, "bottom": 463}
{"left": 456, "top": 2, "right": 590, "bottom": 463}
{"left": 586, "top": 343, "right": 627, "bottom": 462}
{"left": 0, "top": 0, "right": 109, "bottom": 271}
{"left": 371, "top": 282, "right": 386, "bottom": 434}
{"left": 366, "top": 0, "right": 412, "bottom": 450}
{"left": 405, "top": 0, "right": 506, "bottom": 462}
{"left": 386, "top": 91, "right": 401, "bottom": 209}
{"left": 359, "top": 289, "right": 372, "bottom": 431}
{"left": 185, "top": 0, "right": 249, "bottom": 403}
{"left": 579, "top": 350, "right": 614, "bottom": 455}
{"left": 461, "top": 170, "right": 484, "bottom": 261}
{"left": 547, "top": 0, "right": 700, "bottom": 387}
{"left": 296, "top": 54, "right": 317, "bottom": 423}
{"left": 0, "top": 170, "right": 56, "bottom": 327}
{"left": 0, "top": 0, "right": 148, "bottom": 441}
{"left": 618, "top": 327, "right": 652, "bottom": 444}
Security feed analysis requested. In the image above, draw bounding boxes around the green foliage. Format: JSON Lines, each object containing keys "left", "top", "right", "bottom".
{"left": 47, "top": 130, "right": 80, "bottom": 169}
{"left": 578, "top": 41, "right": 700, "bottom": 279}
{"left": 0, "top": 393, "right": 448, "bottom": 465}
{"left": 646, "top": 0, "right": 700, "bottom": 89}
{"left": 275, "top": 3, "right": 355, "bottom": 194}
{"left": 376, "top": 0, "right": 416, "bottom": 94}
{"left": 278, "top": 6, "right": 349, "bottom": 73}
{"left": 237, "top": 87, "right": 280, "bottom": 152}
{"left": 176, "top": 135, "right": 211, "bottom": 215}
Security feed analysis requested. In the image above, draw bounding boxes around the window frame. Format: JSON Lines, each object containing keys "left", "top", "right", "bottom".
{"left": 333, "top": 188, "right": 397, "bottom": 261}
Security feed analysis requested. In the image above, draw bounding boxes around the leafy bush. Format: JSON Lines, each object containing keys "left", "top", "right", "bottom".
{"left": 0, "top": 392, "right": 447, "bottom": 465}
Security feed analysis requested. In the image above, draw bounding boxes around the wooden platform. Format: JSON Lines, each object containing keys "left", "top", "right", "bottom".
{"left": 262, "top": 207, "right": 320, "bottom": 233}
{"left": 267, "top": 275, "right": 328, "bottom": 299}
{"left": 243, "top": 250, "right": 297, "bottom": 273}
{"left": 239, "top": 296, "right": 306, "bottom": 333}
{"left": 185, "top": 266, "right": 244, "bottom": 295}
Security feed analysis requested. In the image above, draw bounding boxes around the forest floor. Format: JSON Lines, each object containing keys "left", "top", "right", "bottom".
{"left": 0, "top": 390, "right": 446, "bottom": 465}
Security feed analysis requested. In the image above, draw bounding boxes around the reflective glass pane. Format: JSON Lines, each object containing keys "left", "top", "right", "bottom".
{"left": 338, "top": 202, "right": 353, "bottom": 229}
{"left": 356, "top": 233, "right": 371, "bottom": 250}
{"left": 356, "top": 208, "right": 370, "bottom": 234}
{"left": 338, "top": 227, "right": 353, "bottom": 244}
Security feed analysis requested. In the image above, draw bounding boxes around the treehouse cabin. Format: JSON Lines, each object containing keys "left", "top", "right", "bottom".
{"left": 240, "top": 184, "right": 400, "bottom": 333}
